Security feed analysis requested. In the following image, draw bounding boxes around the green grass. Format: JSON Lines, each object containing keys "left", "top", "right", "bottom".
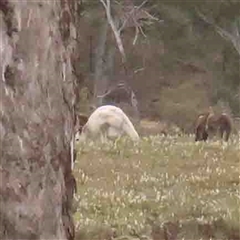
{"left": 73, "top": 134, "right": 240, "bottom": 240}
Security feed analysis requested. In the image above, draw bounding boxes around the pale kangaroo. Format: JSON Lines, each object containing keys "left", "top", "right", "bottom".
{"left": 75, "top": 105, "right": 140, "bottom": 142}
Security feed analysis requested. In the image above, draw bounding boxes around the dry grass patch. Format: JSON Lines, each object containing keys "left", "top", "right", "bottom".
{"left": 73, "top": 135, "right": 240, "bottom": 240}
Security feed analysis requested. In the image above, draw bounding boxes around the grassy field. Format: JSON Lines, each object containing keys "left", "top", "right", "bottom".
{"left": 73, "top": 134, "right": 240, "bottom": 240}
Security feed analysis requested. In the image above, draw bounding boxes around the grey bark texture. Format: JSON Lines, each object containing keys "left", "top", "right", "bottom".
{"left": 0, "top": 1, "right": 80, "bottom": 239}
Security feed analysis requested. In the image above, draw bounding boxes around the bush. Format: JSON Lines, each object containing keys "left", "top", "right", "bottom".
{"left": 157, "top": 81, "right": 209, "bottom": 132}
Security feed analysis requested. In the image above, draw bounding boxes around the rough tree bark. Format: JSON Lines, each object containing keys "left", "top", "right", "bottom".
{"left": 0, "top": 1, "right": 80, "bottom": 239}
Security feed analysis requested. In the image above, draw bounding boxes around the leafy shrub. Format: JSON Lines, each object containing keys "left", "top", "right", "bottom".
{"left": 157, "top": 81, "right": 209, "bottom": 132}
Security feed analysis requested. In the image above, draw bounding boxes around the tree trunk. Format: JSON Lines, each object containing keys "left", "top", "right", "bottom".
{"left": 93, "top": 20, "right": 109, "bottom": 106}
{"left": 0, "top": 1, "right": 79, "bottom": 239}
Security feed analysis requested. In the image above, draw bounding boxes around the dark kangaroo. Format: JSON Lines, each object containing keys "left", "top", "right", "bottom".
{"left": 195, "top": 110, "right": 232, "bottom": 142}
{"left": 205, "top": 113, "right": 232, "bottom": 141}
{"left": 195, "top": 112, "right": 209, "bottom": 141}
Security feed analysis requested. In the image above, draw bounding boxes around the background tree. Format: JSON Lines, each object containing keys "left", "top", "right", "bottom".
{"left": 72, "top": 0, "right": 239, "bottom": 130}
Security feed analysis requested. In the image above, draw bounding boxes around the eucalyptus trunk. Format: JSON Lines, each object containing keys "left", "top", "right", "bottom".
{"left": 0, "top": 1, "right": 80, "bottom": 239}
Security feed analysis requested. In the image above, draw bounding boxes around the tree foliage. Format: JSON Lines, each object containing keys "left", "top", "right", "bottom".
{"left": 77, "top": 0, "right": 240, "bottom": 124}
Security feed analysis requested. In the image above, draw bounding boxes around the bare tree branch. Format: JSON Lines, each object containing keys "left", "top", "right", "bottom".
{"left": 100, "top": 0, "right": 158, "bottom": 57}
{"left": 196, "top": 10, "right": 240, "bottom": 55}
{"left": 122, "top": 0, "right": 151, "bottom": 45}
{"left": 215, "top": 22, "right": 240, "bottom": 55}
{"left": 100, "top": 0, "right": 126, "bottom": 62}
{"left": 118, "top": 1, "right": 148, "bottom": 33}
{"left": 133, "top": 25, "right": 140, "bottom": 45}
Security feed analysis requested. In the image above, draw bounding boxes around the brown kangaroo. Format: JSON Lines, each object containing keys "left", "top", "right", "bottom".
{"left": 195, "top": 109, "right": 232, "bottom": 142}
{"left": 205, "top": 113, "right": 232, "bottom": 141}
{"left": 195, "top": 112, "right": 209, "bottom": 141}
